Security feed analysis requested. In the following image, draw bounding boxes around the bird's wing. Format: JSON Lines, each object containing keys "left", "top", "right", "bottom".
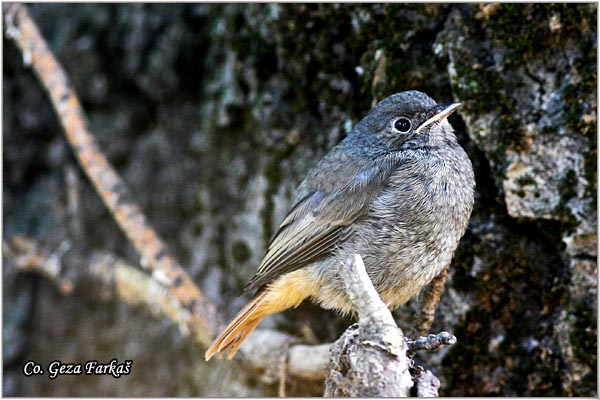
{"left": 243, "top": 153, "right": 398, "bottom": 294}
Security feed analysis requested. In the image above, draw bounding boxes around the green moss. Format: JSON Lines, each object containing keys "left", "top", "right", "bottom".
{"left": 231, "top": 240, "right": 251, "bottom": 263}
{"left": 550, "top": 169, "right": 581, "bottom": 234}
{"left": 449, "top": 54, "right": 510, "bottom": 116}
{"left": 552, "top": 3, "right": 597, "bottom": 38}
{"left": 561, "top": 31, "right": 597, "bottom": 208}
{"left": 555, "top": 7, "right": 597, "bottom": 209}
{"left": 481, "top": 113, "right": 526, "bottom": 186}
{"left": 562, "top": 85, "right": 590, "bottom": 136}
{"left": 573, "top": 35, "right": 598, "bottom": 207}
{"left": 583, "top": 145, "right": 597, "bottom": 211}
{"left": 569, "top": 300, "right": 597, "bottom": 392}
{"left": 498, "top": 115, "right": 528, "bottom": 150}
{"left": 483, "top": 4, "right": 596, "bottom": 60}
{"left": 515, "top": 174, "right": 536, "bottom": 187}
{"left": 483, "top": 4, "right": 550, "bottom": 57}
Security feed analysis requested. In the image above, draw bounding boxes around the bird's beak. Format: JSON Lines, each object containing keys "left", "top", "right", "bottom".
{"left": 415, "top": 103, "right": 461, "bottom": 133}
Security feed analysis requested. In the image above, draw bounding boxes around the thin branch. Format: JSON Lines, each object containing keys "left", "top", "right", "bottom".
{"left": 3, "top": 3, "right": 219, "bottom": 346}
{"left": 4, "top": 236, "right": 329, "bottom": 382}
{"left": 343, "top": 254, "right": 399, "bottom": 338}
{"left": 4, "top": 236, "right": 74, "bottom": 295}
{"left": 406, "top": 331, "right": 457, "bottom": 358}
{"left": 5, "top": 236, "right": 204, "bottom": 339}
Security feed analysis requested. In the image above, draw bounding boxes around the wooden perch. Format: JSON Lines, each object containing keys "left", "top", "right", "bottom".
{"left": 324, "top": 255, "right": 458, "bottom": 397}
{"left": 325, "top": 254, "right": 412, "bottom": 397}
{"left": 3, "top": 2, "right": 219, "bottom": 347}
{"left": 3, "top": 236, "right": 329, "bottom": 383}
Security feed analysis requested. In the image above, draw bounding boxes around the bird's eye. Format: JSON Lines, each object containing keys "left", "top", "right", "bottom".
{"left": 393, "top": 117, "right": 411, "bottom": 133}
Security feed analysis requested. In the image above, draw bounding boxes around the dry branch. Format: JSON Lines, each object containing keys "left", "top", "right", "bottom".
{"left": 3, "top": 2, "right": 219, "bottom": 346}
{"left": 4, "top": 236, "right": 329, "bottom": 382}
{"left": 406, "top": 331, "right": 457, "bottom": 358}
{"left": 324, "top": 255, "right": 457, "bottom": 397}
{"left": 325, "top": 254, "right": 412, "bottom": 397}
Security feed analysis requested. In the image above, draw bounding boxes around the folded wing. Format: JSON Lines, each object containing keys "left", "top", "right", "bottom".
{"left": 244, "top": 152, "right": 400, "bottom": 294}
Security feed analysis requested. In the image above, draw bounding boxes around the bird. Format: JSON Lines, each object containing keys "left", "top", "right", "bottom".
{"left": 205, "top": 90, "right": 475, "bottom": 361}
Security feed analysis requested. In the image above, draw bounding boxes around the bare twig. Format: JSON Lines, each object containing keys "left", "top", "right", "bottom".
{"left": 415, "top": 266, "right": 449, "bottom": 336}
{"left": 5, "top": 236, "right": 203, "bottom": 338}
{"left": 3, "top": 3, "right": 219, "bottom": 346}
{"left": 65, "top": 165, "right": 83, "bottom": 241}
{"left": 4, "top": 236, "right": 74, "bottom": 294}
{"left": 5, "top": 236, "right": 330, "bottom": 382}
{"left": 278, "top": 349, "right": 288, "bottom": 397}
{"left": 406, "top": 331, "right": 457, "bottom": 358}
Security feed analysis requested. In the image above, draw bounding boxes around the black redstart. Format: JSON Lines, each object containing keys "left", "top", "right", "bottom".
{"left": 205, "top": 91, "right": 475, "bottom": 360}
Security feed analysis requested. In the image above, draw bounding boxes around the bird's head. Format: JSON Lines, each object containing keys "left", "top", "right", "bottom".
{"left": 352, "top": 91, "right": 461, "bottom": 150}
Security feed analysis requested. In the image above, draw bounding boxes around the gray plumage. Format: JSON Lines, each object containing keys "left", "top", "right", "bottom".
{"left": 244, "top": 91, "right": 475, "bottom": 315}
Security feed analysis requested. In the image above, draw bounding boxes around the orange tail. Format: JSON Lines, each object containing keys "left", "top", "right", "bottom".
{"left": 205, "top": 290, "right": 269, "bottom": 361}
{"left": 205, "top": 270, "right": 317, "bottom": 361}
